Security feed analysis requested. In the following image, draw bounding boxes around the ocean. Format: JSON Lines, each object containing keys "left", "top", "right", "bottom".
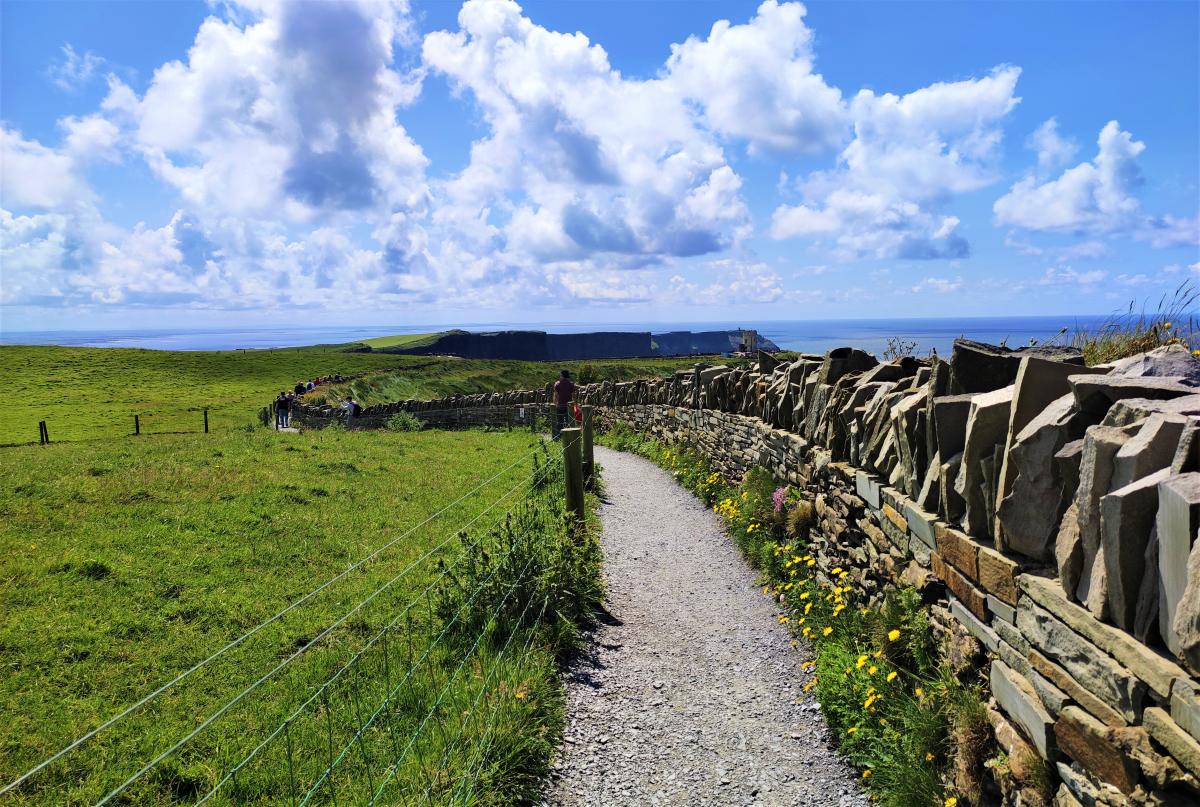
{"left": 0, "top": 315, "right": 1123, "bottom": 358}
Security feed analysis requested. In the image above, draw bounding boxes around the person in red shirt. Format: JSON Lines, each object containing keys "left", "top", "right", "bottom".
{"left": 552, "top": 369, "right": 576, "bottom": 439}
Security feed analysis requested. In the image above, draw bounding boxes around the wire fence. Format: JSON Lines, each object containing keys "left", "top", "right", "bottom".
{"left": 2, "top": 436, "right": 584, "bottom": 806}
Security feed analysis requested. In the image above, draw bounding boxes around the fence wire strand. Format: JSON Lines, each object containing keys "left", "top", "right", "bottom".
{"left": 4, "top": 438, "right": 567, "bottom": 805}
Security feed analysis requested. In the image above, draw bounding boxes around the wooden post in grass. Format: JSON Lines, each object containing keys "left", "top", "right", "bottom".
{"left": 38, "top": 421, "right": 46, "bottom": 445}
{"left": 581, "top": 405, "right": 595, "bottom": 489}
{"left": 203, "top": 408, "right": 210, "bottom": 434}
{"left": 561, "top": 427, "right": 585, "bottom": 525}
{"left": 134, "top": 415, "right": 140, "bottom": 436}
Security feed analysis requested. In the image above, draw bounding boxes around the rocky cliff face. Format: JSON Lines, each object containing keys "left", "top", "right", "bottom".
{"left": 290, "top": 340, "right": 1200, "bottom": 805}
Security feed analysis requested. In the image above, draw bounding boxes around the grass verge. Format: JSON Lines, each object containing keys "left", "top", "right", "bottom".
{"left": 600, "top": 423, "right": 993, "bottom": 807}
{"left": 1, "top": 427, "right": 602, "bottom": 805}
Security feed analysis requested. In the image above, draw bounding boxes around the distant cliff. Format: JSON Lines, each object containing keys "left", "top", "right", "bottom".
{"left": 369, "top": 329, "right": 780, "bottom": 360}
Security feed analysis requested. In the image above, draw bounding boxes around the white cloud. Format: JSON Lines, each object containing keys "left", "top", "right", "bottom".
{"left": 47, "top": 44, "right": 105, "bottom": 92}
{"left": 995, "top": 120, "right": 1197, "bottom": 249}
{"left": 122, "top": 0, "right": 428, "bottom": 218}
{"left": 665, "top": 0, "right": 847, "bottom": 154}
{"left": 1028, "top": 117, "right": 1077, "bottom": 174}
{"left": 60, "top": 115, "right": 122, "bottom": 163}
{"left": 911, "top": 276, "right": 963, "bottom": 294}
{"left": 422, "top": 0, "right": 752, "bottom": 277}
{"left": 1139, "top": 214, "right": 1200, "bottom": 249}
{"left": 667, "top": 259, "right": 785, "bottom": 304}
{"left": 1035, "top": 266, "right": 1108, "bottom": 288}
{"left": 0, "top": 128, "right": 88, "bottom": 208}
{"left": 994, "top": 121, "right": 1144, "bottom": 234}
{"left": 771, "top": 66, "right": 1022, "bottom": 259}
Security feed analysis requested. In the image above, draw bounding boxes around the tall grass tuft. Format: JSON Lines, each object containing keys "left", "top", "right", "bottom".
{"left": 1070, "top": 281, "right": 1197, "bottom": 365}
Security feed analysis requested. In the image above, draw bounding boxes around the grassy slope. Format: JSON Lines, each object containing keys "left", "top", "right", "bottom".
{"left": 357, "top": 332, "right": 444, "bottom": 349}
{"left": 0, "top": 345, "right": 710, "bottom": 444}
{"left": 0, "top": 427, "right": 560, "bottom": 804}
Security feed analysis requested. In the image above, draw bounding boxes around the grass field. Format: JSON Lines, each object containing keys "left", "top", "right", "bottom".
{"left": 0, "top": 345, "right": 710, "bottom": 445}
{"left": 355, "top": 332, "right": 444, "bottom": 350}
{"left": 0, "top": 426, "right": 599, "bottom": 805}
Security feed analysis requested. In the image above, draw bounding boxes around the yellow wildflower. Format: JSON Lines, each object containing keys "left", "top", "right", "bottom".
{"left": 856, "top": 655, "right": 869, "bottom": 669}
{"left": 862, "top": 769, "right": 871, "bottom": 779}
{"left": 886, "top": 671, "right": 898, "bottom": 682}
{"left": 887, "top": 629, "right": 901, "bottom": 642}
{"left": 846, "top": 726, "right": 858, "bottom": 734}
{"left": 515, "top": 692, "right": 526, "bottom": 700}
{"left": 925, "top": 752, "right": 935, "bottom": 762}
{"left": 822, "top": 626, "right": 833, "bottom": 636}
{"left": 944, "top": 799, "right": 957, "bottom": 807}
{"left": 867, "top": 666, "right": 878, "bottom": 675}
{"left": 915, "top": 687, "right": 924, "bottom": 698}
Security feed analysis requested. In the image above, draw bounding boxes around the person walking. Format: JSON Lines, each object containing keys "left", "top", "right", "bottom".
{"left": 552, "top": 369, "right": 576, "bottom": 440}
{"left": 275, "top": 391, "right": 291, "bottom": 429}
{"left": 341, "top": 396, "right": 360, "bottom": 428}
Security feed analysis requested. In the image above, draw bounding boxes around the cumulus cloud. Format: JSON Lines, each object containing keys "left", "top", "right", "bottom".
{"left": 665, "top": 0, "right": 847, "bottom": 153}
{"left": 771, "top": 66, "right": 1022, "bottom": 259}
{"left": 1028, "top": 117, "right": 1077, "bottom": 174}
{"left": 994, "top": 121, "right": 1144, "bottom": 234}
{"left": 423, "top": 0, "right": 750, "bottom": 269}
{"left": 119, "top": 0, "right": 427, "bottom": 218}
{"left": 0, "top": 128, "right": 87, "bottom": 208}
{"left": 995, "top": 121, "right": 1197, "bottom": 250}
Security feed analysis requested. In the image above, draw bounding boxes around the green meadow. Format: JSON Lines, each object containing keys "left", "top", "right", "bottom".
{"left": 1, "top": 426, "right": 599, "bottom": 804}
{"left": 0, "top": 344, "right": 704, "bottom": 445}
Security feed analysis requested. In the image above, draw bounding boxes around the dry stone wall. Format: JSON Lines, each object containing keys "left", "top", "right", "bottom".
{"left": 287, "top": 341, "right": 1200, "bottom": 805}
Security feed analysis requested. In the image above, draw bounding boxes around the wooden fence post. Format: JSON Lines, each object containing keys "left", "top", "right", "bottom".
{"left": 203, "top": 408, "right": 210, "bottom": 434}
{"left": 581, "top": 405, "right": 595, "bottom": 489}
{"left": 561, "top": 427, "right": 585, "bottom": 525}
{"left": 38, "top": 420, "right": 47, "bottom": 445}
{"left": 134, "top": 415, "right": 140, "bottom": 436}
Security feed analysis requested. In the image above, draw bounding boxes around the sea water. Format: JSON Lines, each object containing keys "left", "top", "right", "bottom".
{"left": 0, "top": 315, "right": 1120, "bottom": 357}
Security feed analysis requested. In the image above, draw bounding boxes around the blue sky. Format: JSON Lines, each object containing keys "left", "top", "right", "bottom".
{"left": 1, "top": 0, "right": 1197, "bottom": 331}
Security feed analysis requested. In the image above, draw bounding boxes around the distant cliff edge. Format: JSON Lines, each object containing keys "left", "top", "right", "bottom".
{"left": 363, "top": 329, "right": 780, "bottom": 360}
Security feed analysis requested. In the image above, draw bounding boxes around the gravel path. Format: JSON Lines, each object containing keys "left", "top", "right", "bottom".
{"left": 541, "top": 446, "right": 867, "bottom": 807}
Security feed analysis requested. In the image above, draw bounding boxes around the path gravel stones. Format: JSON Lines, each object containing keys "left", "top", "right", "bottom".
{"left": 541, "top": 446, "right": 867, "bottom": 807}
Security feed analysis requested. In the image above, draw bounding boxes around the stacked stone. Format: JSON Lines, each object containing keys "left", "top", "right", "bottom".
{"left": 586, "top": 342, "right": 1200, "bottom": 806}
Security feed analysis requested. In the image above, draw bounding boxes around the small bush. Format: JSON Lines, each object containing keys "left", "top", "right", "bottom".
{"left": 386, "top": 411, "right": 424, "bottom": 432}
{"left": 787, "top": 499, "right": 815, "bottom": 538}
{"left": 883, "top": 336, "right": 917, "bottom": 361}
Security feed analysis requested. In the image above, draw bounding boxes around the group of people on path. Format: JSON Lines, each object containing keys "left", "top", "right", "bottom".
{"left": 274, "top": 375, "right": 358, "bottom": 429}
{"left": 276, "top": 368, "right": 576, "bottom": 432}
{"left": 292, "top": 375, "right": 345, "bottom": 396}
